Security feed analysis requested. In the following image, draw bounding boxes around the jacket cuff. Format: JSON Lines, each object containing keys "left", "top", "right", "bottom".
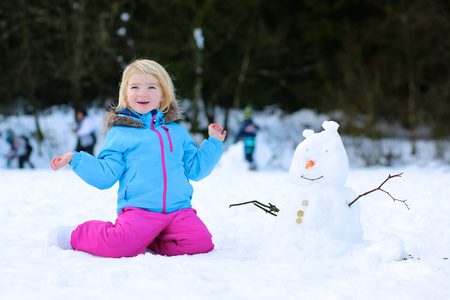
{"left": 69, "top": 151, "right": 81, "bottom": 168}
{"left": 207, "top": 136, "right": 223, "bottom": 148}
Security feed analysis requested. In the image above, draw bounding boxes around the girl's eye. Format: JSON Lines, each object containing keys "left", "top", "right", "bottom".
{"left": 149, "top": 86, "right": 156, "bottom": 89}
{"left": 130, "top": 86, "right": 138, "bottom": 89}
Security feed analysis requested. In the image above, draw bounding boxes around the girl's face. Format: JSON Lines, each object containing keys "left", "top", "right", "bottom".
{"left": 126, "top": 71, "right": 163, "bottom": 115}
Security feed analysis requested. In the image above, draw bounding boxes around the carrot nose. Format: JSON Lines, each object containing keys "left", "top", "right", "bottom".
{"left": 305, "top": 160, "right": 314, "bottom": 169}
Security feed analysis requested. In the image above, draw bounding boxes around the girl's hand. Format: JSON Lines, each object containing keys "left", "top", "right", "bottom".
{"left": 50, "top": 152, "right": 74, "bottom": 171}
{"left": 208, "top": 123, "right": 227, "bottom": 142}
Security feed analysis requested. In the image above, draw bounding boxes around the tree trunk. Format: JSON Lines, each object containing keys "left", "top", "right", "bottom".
{"left": 190, "top": 29, "right": 204, "bottom": 133}
{"left": 233, "top": 49, "right": 250, "bottom": 109}
{"left": 19, "top": 0, "right": 44, "bottom": 154}
{"left": 402, "top": 13, "right": 417, "bottom": 155}
{"left": 70, "top": 0, "right": 87, "bottom": 109}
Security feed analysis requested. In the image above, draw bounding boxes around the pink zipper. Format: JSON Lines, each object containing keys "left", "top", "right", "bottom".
{"left": 162, "top": 126, "right": 173, "bottom": 153}
{"left": 151, "top": 115, "right": 167, "bottom": 214}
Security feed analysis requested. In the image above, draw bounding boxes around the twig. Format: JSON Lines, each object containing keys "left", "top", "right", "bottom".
{"left": 348, "top": 172, "right": 409, "bottom": 210}
{"left": 229, "top": 200, "right": 279, "bottom": 216}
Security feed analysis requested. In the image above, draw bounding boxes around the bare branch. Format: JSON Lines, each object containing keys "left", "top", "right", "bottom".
{"left": 229, "top": 200, "right": 279, "bottom": 216}
{"left": 348, "top": 172, "right": 409, "bottom": 210}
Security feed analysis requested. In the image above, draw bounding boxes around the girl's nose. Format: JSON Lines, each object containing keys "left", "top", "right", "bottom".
{"left": 305, "top": 160, "right": 314, "bottom": 169}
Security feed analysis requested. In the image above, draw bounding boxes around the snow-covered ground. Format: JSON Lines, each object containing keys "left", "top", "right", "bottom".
{"left": 1, "top": 107, "right": 450, "bottom": 299}
{"left": 1, "top": 163, "right": 450, "bottom": 299}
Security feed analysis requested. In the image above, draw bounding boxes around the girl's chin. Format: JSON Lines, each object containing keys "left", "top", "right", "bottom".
{"left": 131, "top": 105, "right": 154, "bottom": 114}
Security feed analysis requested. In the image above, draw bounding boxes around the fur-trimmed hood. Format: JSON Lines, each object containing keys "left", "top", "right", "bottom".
{"left": 103, "top": 102, "right": 183, "bottom": 132}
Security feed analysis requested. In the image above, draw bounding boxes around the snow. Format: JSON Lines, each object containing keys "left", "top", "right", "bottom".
{"left": 1, "top": 108, "right": 450, "bottom": 299}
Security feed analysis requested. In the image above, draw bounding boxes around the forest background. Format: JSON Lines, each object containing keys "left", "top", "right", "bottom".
{"left": 0, "top": 0, "right": 449, "bottom": 160}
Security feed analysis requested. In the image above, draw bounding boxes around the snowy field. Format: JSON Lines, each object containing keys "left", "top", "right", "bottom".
{"left": 1, "top": 107, "right": 450, "bottom": 299}
{"left": 1, "top": 161, "right": 450, "bottom": 299}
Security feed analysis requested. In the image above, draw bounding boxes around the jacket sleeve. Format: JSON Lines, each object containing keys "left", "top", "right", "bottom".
{"left": 70, "top": 128, "right": 126, "bottom": 189}
{"left": 182, "top": 134, "right": 223, "bottom": 182}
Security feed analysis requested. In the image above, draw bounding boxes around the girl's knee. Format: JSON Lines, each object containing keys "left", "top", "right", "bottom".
{"left": 71, "top": 221, "right": 147, "bottom": 258}
{"left": 183, "top": 231, "right": 214, "bottom": 254}
{"left": 154, "top": 231, "right": 214, "bottom": 256}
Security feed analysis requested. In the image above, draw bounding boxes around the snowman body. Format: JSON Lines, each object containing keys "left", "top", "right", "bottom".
{"left": 274, "top": 183, "right": 363, "bottom": 247}
{"left": 262, "top": 121, "right": 364, "bottom": 258}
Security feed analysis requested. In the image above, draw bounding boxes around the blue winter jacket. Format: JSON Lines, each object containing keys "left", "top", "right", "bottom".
{"left": 69, "top": 108, "right": 223, "bottom": 214}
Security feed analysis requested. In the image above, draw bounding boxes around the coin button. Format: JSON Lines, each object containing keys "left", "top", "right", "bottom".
{"left": 296, "top": 218, "right": 303, "bottom": 224}
{"left": 297, "top": 210, "right": 304, "bottom": 217}
{"left": 302, "top": 200, "right": 309, "bottom": 206}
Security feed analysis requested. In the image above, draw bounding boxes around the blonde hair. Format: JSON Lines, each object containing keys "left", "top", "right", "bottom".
{"left": 116, "top": 59, "right": 176, "bottom": 113}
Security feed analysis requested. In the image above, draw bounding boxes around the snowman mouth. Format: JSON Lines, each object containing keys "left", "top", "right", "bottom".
{"left": 301, "top": 175, "right": 324, "bottom": 181}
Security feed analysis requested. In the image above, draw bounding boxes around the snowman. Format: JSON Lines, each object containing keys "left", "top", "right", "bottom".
{"left": 260, "top": 121, "right": 365, "bottom": 259}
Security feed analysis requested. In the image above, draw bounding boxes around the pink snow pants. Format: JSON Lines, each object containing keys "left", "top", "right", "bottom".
{"left": 70, "top": 207, "right": 214, "bottom": 258}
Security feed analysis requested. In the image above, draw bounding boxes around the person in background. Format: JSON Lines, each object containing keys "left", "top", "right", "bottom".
{"left": 16, "top": 135, "right": 34, "bottom": 169}
{"left": 73, "top": 107, "right": 96, "bottom": 155}
{"left": 5, "top": 129, "right": 17, "bottom": 168}
{"left": 48, "top": 58, "right": 227, "bottom": 258}
{"left": 235, "top": 106, "right": 259, "bottom": 170}
{"left": 5, "top": 129, "right": 34, "bottom": 169}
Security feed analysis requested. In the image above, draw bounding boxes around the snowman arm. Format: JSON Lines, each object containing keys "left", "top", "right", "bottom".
{"left": 253, "top": 202, "right": 279, "bottom": 216}
{"left": 229, "top": 200, "right": 279, "bottom": 216}
{"left": 348, "top": 172, "right": 409, "bottom": 210}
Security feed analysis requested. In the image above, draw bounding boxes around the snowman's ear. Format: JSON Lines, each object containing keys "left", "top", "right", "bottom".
{"left": 302, "top": 129, "right": 314, "bottom": 138}
{"left": 322, "top": 121, "right": 339, "bottom": 131}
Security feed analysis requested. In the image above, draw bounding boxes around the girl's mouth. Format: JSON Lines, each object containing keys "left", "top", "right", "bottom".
{"left": 137, "top": 101, "right": 149, "bottom": 104}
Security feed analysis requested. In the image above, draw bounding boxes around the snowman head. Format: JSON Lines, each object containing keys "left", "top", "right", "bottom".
{"left": 289, "top": 121, "right": 349, "bottom": 186}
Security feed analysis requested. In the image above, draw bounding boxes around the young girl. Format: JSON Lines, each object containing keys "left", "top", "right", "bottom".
{"left": 49, "top": 59, "right": 227, "bottom": 258}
